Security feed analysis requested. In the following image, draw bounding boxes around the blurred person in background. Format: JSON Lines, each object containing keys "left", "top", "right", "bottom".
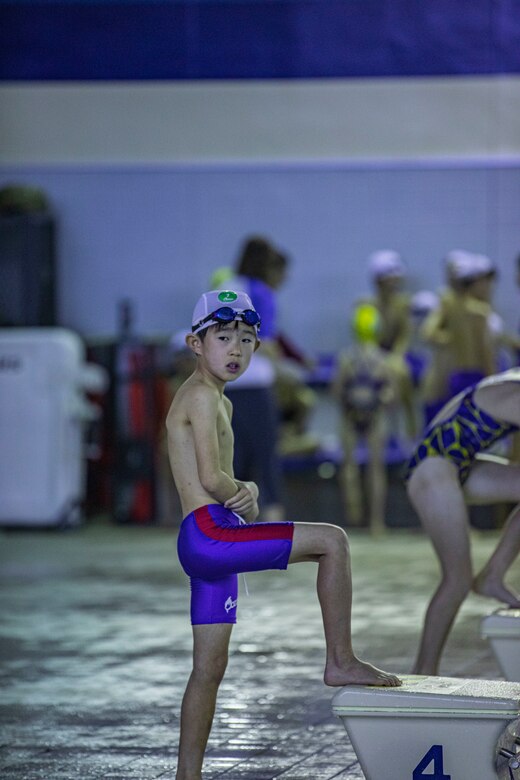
{"left": 469, "top": 254, "right": 520, "bottom": 371}
{"left": 406, "top": 289, "right": 440, "bottom": 392}
{"left": 220, "top": 235, "right": 287, "bottom": 522}
{"left": 420, "top": 250, "right": 476, "bottom": 425}
{"left": 367, "top": 250, "right": 417, "bottom": 440}
{"left": 332, "top": 302, "right": 395, "bottom": 535}
{"left": 422, "top": 251, "right": 520, "bottom": 408}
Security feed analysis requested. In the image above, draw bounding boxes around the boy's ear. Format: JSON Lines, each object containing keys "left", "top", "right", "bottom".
{"left": 254, "top": 336, "right": 261, "bottom": 352}
{"left": 185, "top": 332, "right": 202, "bottom": 355}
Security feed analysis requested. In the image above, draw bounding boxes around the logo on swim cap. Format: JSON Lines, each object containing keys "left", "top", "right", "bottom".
{"left": 218, "top": 291, "right": 238, "bottom": 303}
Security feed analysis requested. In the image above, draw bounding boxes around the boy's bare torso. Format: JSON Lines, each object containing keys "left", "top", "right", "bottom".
{"left": 442, "top": 291, "right": 493, "bottom": 371}
{"left": 166, "top": 375, "right": 235, "bottom": 517}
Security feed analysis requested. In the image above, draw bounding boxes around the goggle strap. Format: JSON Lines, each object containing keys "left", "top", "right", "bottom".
{"left": 192, "top": 307, "right": 260, "bottom": 333}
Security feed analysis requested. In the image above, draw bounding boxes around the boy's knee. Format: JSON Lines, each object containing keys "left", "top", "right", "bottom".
{"left": 212, "top": 661, "right": 228, "bottom": 687}
{"left": 195, "top": 663, "right": 228, "bottom": 689}
{"left": 193, "top": 650, "right": 228, "bottom": 686}
{"left": 324, "top": 524, "right": 349, "bottom": 556}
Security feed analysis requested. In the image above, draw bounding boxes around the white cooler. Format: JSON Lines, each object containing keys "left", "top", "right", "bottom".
{"left": 332, "top": 675, "right": 520, "bottom": 780}
{"left": 0, "top": 328, "right": 107, "bottom": 526}
{"left": 482, "top": 609, "right": 520, "bottom": 682}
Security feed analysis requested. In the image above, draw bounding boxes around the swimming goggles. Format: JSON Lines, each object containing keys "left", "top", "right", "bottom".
{"left": 192, "top": 306, "right": 261, "bottom": 334}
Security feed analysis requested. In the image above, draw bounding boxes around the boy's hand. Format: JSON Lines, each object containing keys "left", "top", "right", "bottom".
{"left": 225, "top": 481, "right": 259, "bottom": 520}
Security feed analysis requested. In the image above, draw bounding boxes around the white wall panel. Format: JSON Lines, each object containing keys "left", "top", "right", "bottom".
{"left": 2, "top": 77, "right": 520, "bottom": 164}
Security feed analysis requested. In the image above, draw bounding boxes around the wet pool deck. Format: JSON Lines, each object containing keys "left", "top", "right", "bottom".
{"left": 0, "top": 518, "right": 515, "bottom": 779}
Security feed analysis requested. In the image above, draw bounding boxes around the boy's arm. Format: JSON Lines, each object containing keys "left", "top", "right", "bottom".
{"left": 420, "top": 300, "right": 451, "bottom": 346}
{"left": 392, "top": 313, "right": 412, "bottom": 356}
{"left": 225, "top": 480, "right": 259, "bottom": 522}
{"left": 471, "top": 310, "right": 495, "bottom": 376}
{"left": 189, "top": 385, "right": 240, "bottom": 504}
{"left": 377, "top": 357, "right": 396, "bottom": 405}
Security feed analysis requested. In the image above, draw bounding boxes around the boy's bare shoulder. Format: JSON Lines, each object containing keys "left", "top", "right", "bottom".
{"left": 166, "top": 375, "right": 218, "bottom": 426}
{"left": 223, "top": 394, "right": 233, "bottom": 415}
{"left": 464, "top": 297, "right": 490, "bottom": 319}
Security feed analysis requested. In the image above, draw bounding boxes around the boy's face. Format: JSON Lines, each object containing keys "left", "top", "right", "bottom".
{"left": 469, "top": 274, "right": 495, "bottom": 302}
{"left": 188, "top": 321, "right": 258, "bottom": 383}
{"left": 376, "top": 275, "right": 402, "bottom": 294}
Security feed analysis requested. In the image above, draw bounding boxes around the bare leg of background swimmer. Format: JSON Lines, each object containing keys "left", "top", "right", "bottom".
{"left": 338, "top": 420, "right": 364, "bottom": 527}
{"left": 408, "top": 462, "right": 472, "bottom": 675}
{"left": 366, "top": 425, "right": 388, "bottom": 536}
{"left": 467, "top": 461, "right": 520, "bottom": 605}
{"left": 473, "top": 501, "right": 520, "bottom": 603}
{"left": 408, "top": 459, "right": 520, "bottom": 676}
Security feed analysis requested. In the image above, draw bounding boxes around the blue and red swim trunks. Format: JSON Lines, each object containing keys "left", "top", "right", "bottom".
{"left": 177, "top": 504, "right": 294, "bottom": 625}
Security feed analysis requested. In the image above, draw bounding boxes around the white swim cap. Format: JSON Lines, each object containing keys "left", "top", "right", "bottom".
{"left": 191, "top": 289, "right": 260, "bottom": 335}
{"left": 368, "top": 250, "right": 405, "bottom": 280}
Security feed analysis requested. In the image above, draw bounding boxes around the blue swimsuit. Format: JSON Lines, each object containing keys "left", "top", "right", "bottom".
{"left": 406, "top": 385, "right": 518, "bottom": 484}
{"left": 177, "top": 504, "right": 294, "bottom": 624}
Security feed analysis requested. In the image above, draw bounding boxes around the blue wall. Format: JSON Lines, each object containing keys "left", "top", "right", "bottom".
{"left": 2, "top": 0, "right": 520, "bottom": 80}
{"left": 1, "top": 162, "right": 518, "bottom": 353}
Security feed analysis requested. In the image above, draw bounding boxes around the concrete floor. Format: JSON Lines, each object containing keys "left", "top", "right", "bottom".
{"left": 0, "top": 516, "right": 517, "bottom": 780}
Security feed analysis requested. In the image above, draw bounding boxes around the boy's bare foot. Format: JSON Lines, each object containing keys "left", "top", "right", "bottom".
{"left": 324, "top": 658, "right": 402, "bottom": 687}
{"left": 472, "top": 573, "right": 520, "bottom": 608}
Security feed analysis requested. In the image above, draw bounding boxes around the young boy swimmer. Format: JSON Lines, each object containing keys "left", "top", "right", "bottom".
{"left": 167, "top": 290, "right": 401, "bottom": 780}
{"left": 406, "top": 368, "right": 520, "bottom": 676}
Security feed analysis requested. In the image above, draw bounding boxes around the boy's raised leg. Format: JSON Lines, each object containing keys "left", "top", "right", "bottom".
{"left": 289, "top": 523, "right": 401, "bottom": 687}
{"left": 176, "top": 623, "right": 233, "bottom": 780}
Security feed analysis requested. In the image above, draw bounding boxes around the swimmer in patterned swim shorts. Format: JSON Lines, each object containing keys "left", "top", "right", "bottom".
{"left": 406, "top": 368, "right": 520, "bottom": 676}
{"left": 166, "top": 289, "right": 401, "bottom": 780}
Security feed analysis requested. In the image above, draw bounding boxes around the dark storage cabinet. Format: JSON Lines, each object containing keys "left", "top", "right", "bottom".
{"left": 0, "top": 213, "right": 57, "bottom": 327}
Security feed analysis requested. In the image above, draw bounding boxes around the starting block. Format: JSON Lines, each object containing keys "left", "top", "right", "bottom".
{"left": 332, "top": 675, "right": 520, "bottom": 780}
{"left": 481, "top": 610, "right": 520, "bottom": 682}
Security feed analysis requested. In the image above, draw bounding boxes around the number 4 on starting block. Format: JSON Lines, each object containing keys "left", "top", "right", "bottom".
{"left": 413, "top": 745, "right": 451, "bottom": 779}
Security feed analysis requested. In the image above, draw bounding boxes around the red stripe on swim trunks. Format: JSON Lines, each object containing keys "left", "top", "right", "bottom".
{"left": 194, "top": 506, "right": 294, "bottom": 543}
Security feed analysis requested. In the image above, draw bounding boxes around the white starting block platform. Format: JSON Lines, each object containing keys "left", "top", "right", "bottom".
{"left": 482, "top": 609, "right": 520, "bottom": 682}
{"left": 332, "top": 675, "right": 520, "bottom": 780}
